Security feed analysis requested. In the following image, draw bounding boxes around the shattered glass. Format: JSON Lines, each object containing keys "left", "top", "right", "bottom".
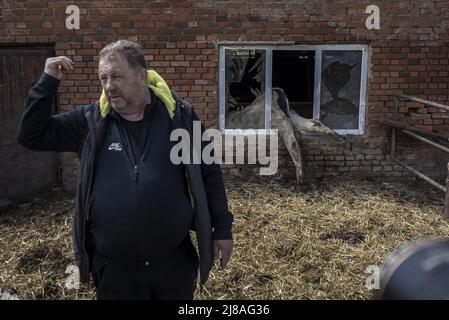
{"left": 225, "top": 49, "right": 265, "bottom": 129}
{"left": 320, "top": 50, "right": 362, "bottom": 130}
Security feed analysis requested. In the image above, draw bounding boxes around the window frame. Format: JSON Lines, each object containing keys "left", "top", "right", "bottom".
{"left": 218, "top": 44, "right": 369, "bottom": 135}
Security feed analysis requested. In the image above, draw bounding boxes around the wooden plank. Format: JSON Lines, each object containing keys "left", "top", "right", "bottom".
{"left": 445, "top": 163, "right": 449, "bottom": 218}
{"left": 383, "top": 120, "right": 449, "bottom": 141}
{"left": 402, "top": 130, "right": 449, "bottom": 154}
{"left": 397, "top": 94, "right": 449, "bottom": 113}
{"left": 392, "top": 157, "right": 446, "bottom": 192}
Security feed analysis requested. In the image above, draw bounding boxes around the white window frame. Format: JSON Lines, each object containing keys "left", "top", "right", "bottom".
{"left": 219, "top": 44, "right": 369, "bottom": 135}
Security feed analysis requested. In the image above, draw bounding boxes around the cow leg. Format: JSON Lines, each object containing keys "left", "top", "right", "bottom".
{"left": 271, "top": 95, "right": 304, "bottom": 184}
{"left": 278, "top": 119, "right": 304, "bottom": 184}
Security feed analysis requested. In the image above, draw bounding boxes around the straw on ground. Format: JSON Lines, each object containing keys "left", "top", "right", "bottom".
{"left": 1, "top": 178, "right": 448, "bottom": 300}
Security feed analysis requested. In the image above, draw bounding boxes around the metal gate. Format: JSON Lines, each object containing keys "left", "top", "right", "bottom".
{"left": 0, "top": 46, "right": 57, "bottom": 199}
{"left": 384, "top": 94, "right": 449, "bottom": 218}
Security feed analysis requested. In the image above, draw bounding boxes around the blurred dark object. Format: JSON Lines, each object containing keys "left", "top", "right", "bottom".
{"left": 376, "top": 240, "right": 449, "bottom": 300}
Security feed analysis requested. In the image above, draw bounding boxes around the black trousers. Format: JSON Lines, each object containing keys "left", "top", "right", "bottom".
{"left": 92, "top": 236, "right": 199, "bottom": 300}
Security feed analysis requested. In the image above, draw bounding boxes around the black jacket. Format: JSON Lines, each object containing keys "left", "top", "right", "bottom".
{"left": 17, "top": 73, "right": 233, "bottom": 285}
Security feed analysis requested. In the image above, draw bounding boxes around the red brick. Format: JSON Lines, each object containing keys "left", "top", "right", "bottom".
{"left": 5, "top": 0, "right": 449, "bottom": 185}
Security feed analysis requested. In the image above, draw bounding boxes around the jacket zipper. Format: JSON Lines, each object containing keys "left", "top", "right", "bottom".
{"left": 134, "top": 164, "right": 139, "bottom": 182}
{"left": 116, "top": 119, "right": 140, "bottom": 183}
{"left": 116, "top": 116, "right": 148, "bottom": 259}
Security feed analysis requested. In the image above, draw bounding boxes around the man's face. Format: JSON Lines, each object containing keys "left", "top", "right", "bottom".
{"left": 98, "top": 54, "right": 147, "bottom": 113}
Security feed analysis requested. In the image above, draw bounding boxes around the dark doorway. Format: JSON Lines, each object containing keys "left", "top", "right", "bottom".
{"left": 272, "top": 50, "right": 315, "bottom": 118}
{"left": 0, "top": 46, "right": 57, "bottom": 199}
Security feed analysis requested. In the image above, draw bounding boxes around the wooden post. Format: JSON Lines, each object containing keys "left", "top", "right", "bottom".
{"left": 391, "top": 128, "right": 396, "bottom": 159}
{"left": 445, "top": 162, "right": 449, "bottom": 218}
{"left": 394, "top": 95, "right": 399, "bottom": 116}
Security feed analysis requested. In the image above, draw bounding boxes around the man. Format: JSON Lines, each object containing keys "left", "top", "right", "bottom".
{"left": 17, "top": 40, "right": 233, "bottom": 300}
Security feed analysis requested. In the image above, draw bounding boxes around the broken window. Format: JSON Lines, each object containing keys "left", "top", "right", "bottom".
{"left": 219, "top": 45, "right": 367, "bottom": 134}
{"left": 225, "top": 49, "right": 265, "bottom": 129}
{"left": 320, "top": 50, "right": 362, "bottom": 130}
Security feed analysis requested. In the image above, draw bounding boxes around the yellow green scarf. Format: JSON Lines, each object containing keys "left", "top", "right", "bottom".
{"left": 99, "top": 69, "right": 176, "bottom": 119}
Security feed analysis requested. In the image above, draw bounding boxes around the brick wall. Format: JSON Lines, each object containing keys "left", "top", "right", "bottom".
{"left": 2, "top": 0, "right": 449, "bottom": 189}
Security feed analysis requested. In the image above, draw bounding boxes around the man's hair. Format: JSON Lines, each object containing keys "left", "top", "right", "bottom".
{"left": 99, "top": 40, "right": 147, "bottom": 70}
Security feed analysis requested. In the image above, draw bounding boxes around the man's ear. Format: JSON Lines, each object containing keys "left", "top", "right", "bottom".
{"left": 138, "top": 68, "right": 148, "bottom": 87}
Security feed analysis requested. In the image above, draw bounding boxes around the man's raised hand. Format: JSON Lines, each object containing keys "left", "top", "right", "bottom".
{"left": 44, "top": 56, "right": 74, "bottom": 80}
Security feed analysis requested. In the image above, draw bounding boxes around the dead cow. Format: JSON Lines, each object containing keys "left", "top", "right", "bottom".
{"left": 226, "top": 88, "right": 346, "bottom": 183}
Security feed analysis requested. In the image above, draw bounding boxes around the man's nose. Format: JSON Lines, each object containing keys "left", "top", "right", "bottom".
{"left": 105, "top": 78, "right": 115, "bottom": 92}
